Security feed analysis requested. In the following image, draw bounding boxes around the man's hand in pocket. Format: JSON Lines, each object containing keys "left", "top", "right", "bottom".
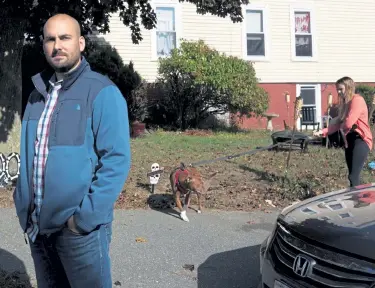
{"left": 66, "top": 216, "right": 85, "bottom": 234}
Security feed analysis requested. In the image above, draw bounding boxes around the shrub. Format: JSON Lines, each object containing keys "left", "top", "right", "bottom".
{"left": 84, "top": 40, "right": 145, "bottom": 122}
{"left": 155, "top": 39, "right": 269, "bottom": 130}
{"left": 355, "top": 84, "right": 375, "bottom": 111}
{"left": 355, "top": 84, "right": 375, "bottom": 123}
{"left": 84, "top": 41, "right": 126, "bottom": 87}
{"left": 128, "top": 80, "right": 150, "bottom": 122}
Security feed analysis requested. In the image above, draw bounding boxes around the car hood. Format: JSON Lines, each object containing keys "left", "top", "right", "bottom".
{"left": 279, "top": 183, "right": 375, "bottom": 260}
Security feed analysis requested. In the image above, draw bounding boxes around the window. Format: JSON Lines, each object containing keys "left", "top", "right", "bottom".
{"left": 297, "top": 84, "right": 322, "bottom": 129}
{"left": 301, "top": 86, "right": 316, "bottom": 106}
{"left": 151, "top": 2, "right": 181, "bottom": 60}
{"left": 294, "top": 12, "right": 312, "bottom": 56}
{"left": 246, "top": 10, "right": 264, "bottom": 56}
{"left": 290, "top": 6, "right": 316, "bottom": 61}
{"left": 243, "top": 5, "right": 268, "bottom": 61}
{"left": 156, "top": 7, "right": 176, "bottom": 57}
{"left": 301, "top": 86, "right": 317, "bottom": 123}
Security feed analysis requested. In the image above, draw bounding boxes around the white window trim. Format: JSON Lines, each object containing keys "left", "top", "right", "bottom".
{"left": 290, "top": 4, "right": 317, "bottom": 62}
{"left": 242, "top": 4, "right": 270, "bottom": 62}
{"left": 150, "top": 0, "right": 182, "bottom": 61}
{"left": 296, "top": 84, "right": 322, "bottom": 130}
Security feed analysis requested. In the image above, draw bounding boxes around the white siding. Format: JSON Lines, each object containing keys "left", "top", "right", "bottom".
{"left": 94, "top": 0, "right": 375, "bottom": 83}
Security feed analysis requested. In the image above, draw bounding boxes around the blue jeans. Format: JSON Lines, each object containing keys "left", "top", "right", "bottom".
{"left": 29, "top": 222, "right": 112, "bottom": 288}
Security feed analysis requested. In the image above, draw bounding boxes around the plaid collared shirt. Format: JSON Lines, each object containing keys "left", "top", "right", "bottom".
{"left": 27, "top": 80, "right": 62, "bottom": 243}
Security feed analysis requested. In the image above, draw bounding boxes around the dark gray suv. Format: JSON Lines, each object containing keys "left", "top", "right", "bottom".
{"left": 259, "top": 183, "right": 375, "bottom": 288}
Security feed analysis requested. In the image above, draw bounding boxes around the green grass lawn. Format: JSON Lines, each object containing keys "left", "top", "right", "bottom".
{"left": 116, "top": 129, "right": 375, "bottom": 211}
{"left": 130, "top": 129, "right": 272, "bottom": 167}
{"left": 1, "top": 128, "right": 374, "bottom": 211}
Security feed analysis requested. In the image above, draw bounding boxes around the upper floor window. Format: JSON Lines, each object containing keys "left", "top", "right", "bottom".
{"left": 243, "top": 5, "right": 269, "bottom": 61}
{"left": 156, "top": 7, "right": 176, "bottom": 57}
{"left": 291, "top": 6, "right": 317, "bottom": 61}
{"left": 151, "top": 2, "right": 182, "bottom": 60}
{"left": 246, "top": 10, "right": 265, "bottom": 56}
{"left": 295, "top": 11, "right": 312, "bottom": 56}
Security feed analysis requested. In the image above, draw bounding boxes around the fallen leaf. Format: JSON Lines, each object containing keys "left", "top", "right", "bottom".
{"left": 183, "top": 264, "right": 195, "bottom": 271}
{"left": 135, "top": 237, "right": 147, "bottom": 243}
{"left": 265, "top": 199, "right": 276, "bottom": 207}
{"left": 114, "top": 281, "right": 122, "bottom": 286}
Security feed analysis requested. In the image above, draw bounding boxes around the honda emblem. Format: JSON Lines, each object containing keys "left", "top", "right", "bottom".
{"left": 293, "top": 254, "right": 315, "bottom": 277}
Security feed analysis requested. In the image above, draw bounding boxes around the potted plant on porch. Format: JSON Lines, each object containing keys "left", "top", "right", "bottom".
{"left": 128, "top": 80, "right": 149, "bottom": 138}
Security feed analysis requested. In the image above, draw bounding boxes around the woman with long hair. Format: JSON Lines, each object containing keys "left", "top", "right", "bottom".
{"left": 314, "top": 76, "right": 373, "bottom": 187}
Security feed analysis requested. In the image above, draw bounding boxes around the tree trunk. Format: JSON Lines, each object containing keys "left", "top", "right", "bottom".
{"left": 0, "top": 16, "right": 25, "bottom": 153}
{"left": 173, "top": 75, "right": 185, "bottom": 130}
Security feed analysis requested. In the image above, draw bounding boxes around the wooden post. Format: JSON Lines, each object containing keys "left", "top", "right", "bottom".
{"left": 285, "top": 96, "right": 303, "bottom": 173}
{"left": 326, "top": 93, "right": 333, "bottom": 148}
{"left": 285, "top": 92, "right": 290, "bottom": 129}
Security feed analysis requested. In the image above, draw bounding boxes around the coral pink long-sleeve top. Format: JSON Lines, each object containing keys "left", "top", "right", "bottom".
{"left": 322, "top": 94, "right": 373, "bottom": 150}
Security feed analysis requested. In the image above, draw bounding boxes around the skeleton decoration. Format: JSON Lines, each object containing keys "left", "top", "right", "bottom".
{"left": 0, "top": 153, "right": 7, "bottom": 187}
{"left": 5, "top": 152, "right": 21, "bottom": 181}
{"left": 0, "top": 152, "right": 21, "bottom": 187}
{"left": 149, "top": 163, "right": 161, "bottom": 185}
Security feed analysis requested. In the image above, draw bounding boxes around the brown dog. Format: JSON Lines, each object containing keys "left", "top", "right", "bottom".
{"left": 169, "top": 163, "right": 205, "bottom": 222}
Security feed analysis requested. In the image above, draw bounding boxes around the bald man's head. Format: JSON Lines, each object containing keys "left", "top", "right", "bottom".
{"left": 43, "top": 14, "right": 82, "bottom": 37}
{"left": 42, "top": 14, "right": 85, "bottom": 74}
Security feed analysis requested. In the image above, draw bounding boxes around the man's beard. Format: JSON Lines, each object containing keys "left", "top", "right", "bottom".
{"left": 54, "top": 66, "right": 71, "bottom": 73}
{"left": 49, "top": 55, "right": 80, "bottom": 74}
{"left": 53, "top": 60, "right": 77, "bottom": 73}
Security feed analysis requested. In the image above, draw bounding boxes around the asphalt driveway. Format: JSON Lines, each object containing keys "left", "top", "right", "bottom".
{"left": 0, "top": 207, "right": 279, "bottom": 288}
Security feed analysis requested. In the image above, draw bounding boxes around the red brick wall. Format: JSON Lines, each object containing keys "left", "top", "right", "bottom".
{"left": 234, "top": 83, "right": 296, "bottom": 131}
{"left": 234, "top": 82, "right": 375, "bottom": 130}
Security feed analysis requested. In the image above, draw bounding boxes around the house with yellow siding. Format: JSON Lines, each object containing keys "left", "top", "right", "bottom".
{"left": 93, "top": 0, "right": 375, "bottom": 130}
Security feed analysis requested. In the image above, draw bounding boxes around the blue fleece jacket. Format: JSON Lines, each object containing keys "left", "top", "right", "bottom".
{"left": 13, "top": 57, "right": 131, "bottom": 235}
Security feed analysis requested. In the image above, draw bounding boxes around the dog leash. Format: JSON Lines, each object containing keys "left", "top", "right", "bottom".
{"left": 188, "top": 137, "right": 307, "bottom": 167}
{"left": 188, "top": 124, "right": 359, "bottom": 167}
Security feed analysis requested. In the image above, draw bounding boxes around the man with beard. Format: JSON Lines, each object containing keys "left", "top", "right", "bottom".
{"left": 13, "top": 14, "right": 131, "bottom": 287}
